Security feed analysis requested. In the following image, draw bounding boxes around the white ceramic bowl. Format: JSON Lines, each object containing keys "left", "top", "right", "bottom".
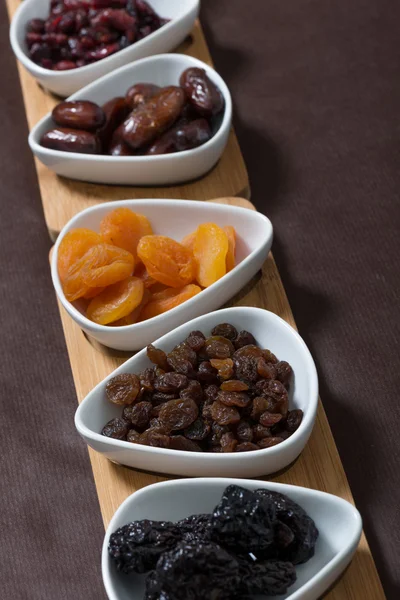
{"left": 102, "top": 478, "right": 362, "bottom": 600}
{"left": 28, "top": 54, "right": 232, "bottom": 185}
{"left": 52, "top": 199, "right": 272, "bottom": 351}
{"left": 10, "top": 0, "right": 199, "bottom": 97}
{"left": 75, "top": 306, "right": 318, "bottom": 477}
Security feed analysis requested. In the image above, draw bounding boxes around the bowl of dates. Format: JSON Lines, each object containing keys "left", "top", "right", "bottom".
{"left": 52, "top": 199, "right": 272, "bottom": 351}
{"left": 29, "top": 53, "right": 231, "bottom": 185}
{"left": 74, "top": 305, "right": 318, "bottom": 476}
{"left": 10, "top": 0, "right": 199, "bottom": 97}
{"left": 101, "top": 478, "right": 362, "bottom": 600}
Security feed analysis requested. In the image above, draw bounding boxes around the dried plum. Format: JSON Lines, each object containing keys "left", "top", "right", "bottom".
{"left": 177, "top": 514, "right": 211, "bottom": 542}
{"left": 238, "top": 558, "right": 297, "bottom": 596}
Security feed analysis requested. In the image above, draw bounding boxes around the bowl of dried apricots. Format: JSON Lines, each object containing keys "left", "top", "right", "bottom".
{"left": 51, "top": 199, "right": 273, "bottom": 351}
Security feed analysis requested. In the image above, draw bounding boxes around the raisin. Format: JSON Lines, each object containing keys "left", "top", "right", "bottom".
{"left": 210, "top": 400, "right": 240, "bottom": 425}
{"left": 154, "top": 372, "right": 188, "bottom": 393}
{"left": 146, "top": 344, "right": 169, "bottom": 371}
{"left": 258, "top": 437, "right": 284, "bottom": 448}
{"left": 253, "top": 424, "right": 272, "bottom": 441}
{"left": 154, "top": 367, "right": 166, "bottom": 377}
{"left": 129, "top": 401, "right": 152, "bottom": 429}
{"left": 106, "top": 373, "right": 140, "bottom": 405}
{"left": 204, "top": 384, "right": 219, "bottom": 402}
{"left": 168, "top": 342, "right": 197, "bottom": 366}
{"left": 285, "top": 409, "right": 304, "bottom": 433}
{"left": 169, "top": 436, "right": 202, "bottom": 452}
{"left": 184, "top": 418, "right": 210, "bottom": 441}
{"left": 211, "top": 323, "right": 238, "bottom": 341}
{"left": 197, "top": 361, "right": 218, "bottom": 384}
{"left": 276, "top": 360, "right": 293, "bottom": 384}
{"left": 233, "top": 344, "right": 263, "bottom": 359}
{"left": 234, "top": 330, "right": 257, "bottom": 348}
{"left": 263, "top": 349, "right": 279, "bottom": 364}
{"left": 127, "top": 429, "right": 141, "bottom": 443}
{"left": 251, "top": 396, "right": 272, "bottom": 419}
{"left": 210, "top": 422, "right": 230, "bottom": 445}
{"left": 209, "top": 358, "right": 234, "bottom": 381}
{"left": 152, "top": 392, "right": 177, "bottom": 406}
{"left": 260, "top": 412, "right": 283, "bottom": 427}
{"left": 236, "top": 420, "right": 253, "bottom": 442}
{"left": 220, "top": 431, "right": 238, "bottom": 452}
{"left": 257, "top": 358, "right": 277, "bottom": 379}
{"left": 180, "top": 380, "right": 203, "bottom": 404}
{"left": 186, "top": 330, "right": 206, "bottom": 351}
{"left": 166, "top": 355, "right": 196, "bottom": 378}
{"left": 254, "top": 379, "right": 289, "bottom": 415}
{"left": 236, "top": 442, "right": 260, "bottom": 452}
{"left": 204, "top": 336, "right": 235, "bottom": 359}
{"left": 139, "top": 367, "right": 155, "bottom": 392}
{"left": 234, "top": 356, "right": 258, "bottom": 383}
{"left": 102, "top": 418, "right": 129, "bottom": 440}
{"left": 217, "top": 390, "right": 250, "bottom": 408}
{"left": 140, "top": 430, "right": 170, "bottom": 448}
{"left": 220, "top": 379, "right": 249, "bottom": 391}
{"left": 158, "top": 398, "right": 198, "bottom": 431}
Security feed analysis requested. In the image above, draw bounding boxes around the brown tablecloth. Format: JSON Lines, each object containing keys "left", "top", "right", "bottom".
{"left": 1, "top": 1, "right": 399, "bottom": 598}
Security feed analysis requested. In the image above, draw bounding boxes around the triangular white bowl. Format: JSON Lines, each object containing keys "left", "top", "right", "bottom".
{"left": 75, "top": 306, "right": 318, "bottom": 477}
{"left": 51, "top": 199, "right": 273, "bottom": 351}
{"left": 10, "top": 0, "right": 200, "bottom": 97}
{"left": 101, "top": 478, "right": 362, "bottom": 600}
{"left": 28, "top": 53, "right": 232, "bottom": 185}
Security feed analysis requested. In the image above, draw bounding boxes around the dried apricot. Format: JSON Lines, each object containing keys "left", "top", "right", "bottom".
{"left": 139, "top": 284, "right": 201, "bottom": 321}
{"left": 111, "top": 289, "right": 150, "bottom": 326}
{"left": 181, "top": 230, "right": 196, "bottom": 253}
{"left": 63, "top": 244, "right": 134, "bottom": 302}
{"left": 57, "top": 228, "right": 102, "bottom": 283}
{"left": 82, "top": 286, "right": 105, "bottom": 299}
{"left": 100, "top": 208, "right": 153, "bottom": 261}
{"left": 193, "top": 223, "right": 228, "bottom": 287}
{"left": 224, "top": 226, "right": 236, "bottom": 272}
{"left": 86, "top": 276, "right": 144, "bottom": 325}
{"left": 137, "top": 236, "right": 195, "bottom": 288}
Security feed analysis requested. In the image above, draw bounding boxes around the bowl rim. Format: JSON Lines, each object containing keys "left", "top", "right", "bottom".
{"left": 51, "top": 199, "right": 272, "bottom": 334}
{"left": 28, "top": 53, "right": 232, "bottom": 163}
{"left": 101, "top": 478, "right": 362, "bottom": 600}
{"left": 10, "top": 0, "right": 200, "bottom": 78}
{"left": 74, "top": 305, "right": 319, "bottom": 461}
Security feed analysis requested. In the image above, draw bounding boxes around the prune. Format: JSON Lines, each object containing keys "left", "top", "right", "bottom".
{"left": 108, "top": 520, "right": 181, "bottom": 574}
{"left": 169, "top": 436, "right": 202, "bottom": 452}
{"left": 106, "top": 373, "right": 140, "bottom": 405}
{"left": 140, "top": 430, "right": 170, "bottom": 448}
{"left": 260, "top": 412, "right": 283, "bottom": 427}
{"left": 184, "top": 418, "right": 210, "bottom": 441}
{"left": 52, "top": 100, "right": 105, "bottom": 131}
{"left": 257, "top": 357, "right": 277, "bottom": 379}
{"left": 101, "top": 417, "right": 128, "bottom": 440}
{"left": 258, "top": 436, "right": 285, "bottom": 448}
{"left": 158, "top": 398, "right": 198, "bottom": 431}
{"left": 210, "top": 485, "right": 275, "bottom": 553}
{"left": 180, "top": 380, "right": 203, "bottom": 404}
{"left": 145, "top": 541, "right": 240, "bottom": 600}
{"left": 180, "top": 68, "right": 224, "bottom": 117}
{"left": 177, "top": 514, "right": 211, "bottom": 542}
{"left": 253, "top": 423, "right": 272, "bottom": 441}
{"left": 239, "top": 558, "right": 297, "bottom": 596}
{"left": 210, "top": 401, "right": 240, "bottom": 426}
{"left": 204, "top": 336, "right": 235, "bottom": 359}
{"left": 236, "top": 420, "right": 253, "bottom": 442}
{"left": 154, "top": 373, "right": 188, "bottom": 393}
{"left": 140, "top": 367, "right": 155, "bottom": 392}
{"left": 285, "top": 409, "right": 303, "bottom": 432}
{"left": 235, "top": 442, "right": 260, "bottom": 452}
{"left": 234, "top": 330, "right": 257, "bottom": 349}
{"left": 125, "top": 83, "right": 160, "bottom": 108}
{"left": 276, "top": 360, "right": 293, "bottom": 384}
{"left": 147, "top": 344, "right": 169, "bottom": 371}
{"left": 234, "top": 356, "right": 258, "bottom": 383}
{"left": 217, "top": 390, "right": 250, "bottom": 408}
{"left": 122, "top": 87, "right": 185, "bottom": 149}
{"left": 185, "top": 330, "right": 206, "bottom": 352}
{"left": 40, "top": 128, "right": 101, "bottom": 154}
{"left": 220, "top": 431, "right": 238, "bottom": 452}
{"left": 255, "top": 490, "right": 319, "bottom": 564}
{"left": 211, "top": 323, "right": 238, "bottom": 341}
{"left": 129, "top": 401, "right": 152, "bottom": 429}
{"left": 220, "top": 379, "right": 249, "bottom": 391}
{"left": 197, "top": 361, "right": 218, "bottom": 384}
{"left": 275, "top": 521, "right": 296, "bottom": 548}
{"left": 146, "top": 118, "right": 211, "bottom": 155}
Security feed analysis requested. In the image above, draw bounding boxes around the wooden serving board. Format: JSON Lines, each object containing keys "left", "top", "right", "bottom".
{"left": 6, "top": 0, "right": 249, "bottom": 241}
{"left": 53, "top": 197, "right": 385, "bottom": 600}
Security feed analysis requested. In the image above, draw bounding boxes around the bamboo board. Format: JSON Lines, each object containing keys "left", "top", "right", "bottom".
{"left": 6, "top": 0, "right": 249, "bottom": 241}
{"left": 53, "top": 197, "right": 385, "bottom": 600}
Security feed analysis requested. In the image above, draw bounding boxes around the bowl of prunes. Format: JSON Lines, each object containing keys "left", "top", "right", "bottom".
{"left": 29, "top": 53, "right": 232, "bottom": 185}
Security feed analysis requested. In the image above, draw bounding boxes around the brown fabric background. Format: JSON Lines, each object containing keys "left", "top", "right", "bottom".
{"left": 1, "top": 0, "right": 399, "bottom": 598}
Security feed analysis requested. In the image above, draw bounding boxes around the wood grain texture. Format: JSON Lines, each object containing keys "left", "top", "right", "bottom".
{"left": 52, "top": 197, "right": 384, "bottom": 599}
{"left": 6, "top": 0, "right": 249, "bottom": 241}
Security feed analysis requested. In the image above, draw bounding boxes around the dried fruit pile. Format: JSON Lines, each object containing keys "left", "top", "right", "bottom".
{"left": 26, "top": 0, "right": 168, "bottom": 71}
{"left": 108, "top": 484, "right": 319, "bottom": 599}
{"left": 40, "top": 67, "right": 224, "bottom": 156}
{"left": 102, "top": 323, "right": 303, "bottom": 451}
{"left": 58, "top": 209, "right": 237, "bottom": 325}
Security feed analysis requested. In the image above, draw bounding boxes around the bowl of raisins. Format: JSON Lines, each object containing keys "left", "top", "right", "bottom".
{"left": 74, "top": 305, "right": 318, "bottom": 477}
{"left": 10, "top": 0, "right": 200, "bottom": 97}
{"left": 28, "top": 53, "right": 231, "bottom": 185}
{"left": 52, "top": 199, "right": 272, "bottom": 351}
{"left": 101, "top": 478, "right": 362, "bottom": 600}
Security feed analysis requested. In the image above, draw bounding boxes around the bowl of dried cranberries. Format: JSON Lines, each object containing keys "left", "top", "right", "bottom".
{"left": 101, "top": 479, "right": 362, "bottom": 600}
{"left": 74, "top": 305, "right": 318, "bottom": 477}
{"left": 10, "top": 0, "right": 199, "bottom": 97}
